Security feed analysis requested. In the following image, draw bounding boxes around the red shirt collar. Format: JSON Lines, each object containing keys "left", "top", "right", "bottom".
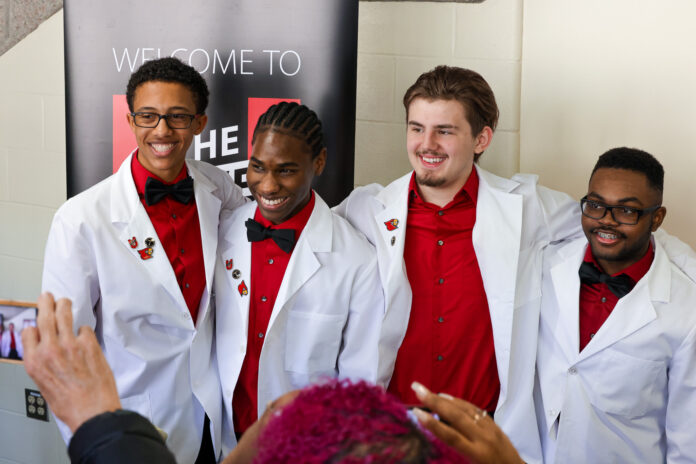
{"left": 408, "top": 166, "right": 479, "bottom": 207}
{"left": 253, "top": 191, "right": 316, "bottom": 238}
{"left": 583, "top": 240, "right": 654, "bottom": 283}
{"left": 131, "top": 149, "right": 189, "bottom": 195}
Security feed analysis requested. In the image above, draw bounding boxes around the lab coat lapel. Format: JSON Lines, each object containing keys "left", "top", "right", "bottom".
{"left": 374, "top": 173, "right": 410, "bottom": 290}
{"left": 267, "top": 194, "right": 327, "bottom": 332}
{"left": 578, "top": 238, "right": 667, "bottom": 362}
{"left": 111, "top": 153, "right": 188, "bottom": 314}
{"left": 547, "top": 240, "right": 586, "bottom": 363}
{"left": 187, "top": 160, "right": 222, "bottom": 322}
{"left": 219, "top": 204, "right": 253, "bottom": 333}
{"left": 472, "top": 166, "right": 522, "bottom": 404}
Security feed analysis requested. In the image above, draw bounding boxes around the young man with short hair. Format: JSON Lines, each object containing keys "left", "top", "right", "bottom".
{"left": 336, "top": 65, "right": 580, "bottom": 463}
{"left": 535, "top": 147, "right": 696, "bottom": 462}
{"left": 42, "top": 57, "right": 246, "bottom": 463}
{"left": 214, "top": 102, "right": 383, "bottom": 454}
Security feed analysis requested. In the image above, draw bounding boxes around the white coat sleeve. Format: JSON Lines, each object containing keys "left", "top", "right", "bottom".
{"left": 536, "top": 184, "right": 583, "bottom": 243}
{"left": 337, "top": 254, "right": 385, "bottom": 387}
{"left": 665, "top": 325, "right": 696, "bottom": 463}
{"left": 218, "top": 172, "right": 249, "bottom": 214}
{"left": 654, "top": 229, "right": 696, "bottom": 284}
{"left": 41, "top": 212, "right": 100, "bottom": 330}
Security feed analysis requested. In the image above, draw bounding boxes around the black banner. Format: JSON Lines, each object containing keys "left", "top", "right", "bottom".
{"left": 64, "top": 0, "right": 358, "bottom": 206}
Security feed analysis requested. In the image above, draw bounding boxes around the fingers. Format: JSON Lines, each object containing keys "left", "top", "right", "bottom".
{"left": 21, "top": 327, "right": 39, "bottom": 358}
{"left": 55, "top": 298, "right": 76, "bottom": 342}
{"left": 36, "top": 292, "right": 58, "bottom": 344}
{"left": 412, "top": 407, "right": 476, "bottom": 456}
{"left": 412, "top": 382, "right": 482, "bottom": 435}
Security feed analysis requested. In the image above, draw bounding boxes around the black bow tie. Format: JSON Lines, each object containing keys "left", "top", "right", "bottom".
{"left": 144, "top": 176, "right": 194, "bottom": 206}
{"left": 245, "top": 218, "right": 296, "bottom": 253}
{"left": 579, "top": 261, "right": 635, "bottom": 298}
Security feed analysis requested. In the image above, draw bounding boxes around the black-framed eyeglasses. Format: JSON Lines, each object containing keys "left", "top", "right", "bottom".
{"left": 130, "top": 112, "right": 198, "bottom": 129}
{"left": 580, "top": 196, "right": 661, "bottom": 225}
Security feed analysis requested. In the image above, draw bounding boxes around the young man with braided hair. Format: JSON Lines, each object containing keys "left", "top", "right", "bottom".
{"left": 42, "top": 57, "right": 246, "bottom": 463}
{"left": 214, "top": 101, "right": 384, "bottom": 454}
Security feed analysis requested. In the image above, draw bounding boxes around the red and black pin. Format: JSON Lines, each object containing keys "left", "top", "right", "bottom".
{"left": 238, "top": 281, "right": 248, "bottom": 296}
{"left": 384, "top": 219, "right": 399, "bottom": 231}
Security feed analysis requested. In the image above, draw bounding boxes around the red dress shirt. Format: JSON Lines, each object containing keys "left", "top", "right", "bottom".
{"left": 233, "top": 193, "right": 315, "bottom": 434}
{"left": 579, "top": 242, "right": 654, "bottom": 351}
{"left": 388, "top": 170, "right": 500, "bottom": 413}
{"left": 131, "top": 153, "right": 206, "bottom": 323}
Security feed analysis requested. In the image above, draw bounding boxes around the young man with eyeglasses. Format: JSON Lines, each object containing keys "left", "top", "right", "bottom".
{"left": 42, "top": 57, "right": 246, "bottom": 464}
{"left": 534, "top": 147, "right": 696, "bottom": 463}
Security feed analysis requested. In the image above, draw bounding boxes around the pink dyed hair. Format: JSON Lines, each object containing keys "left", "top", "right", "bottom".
{"left": 254, "top": 379, "right": 466, "bottom": 463}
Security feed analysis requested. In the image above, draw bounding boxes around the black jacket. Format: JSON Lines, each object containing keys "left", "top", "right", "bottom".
{"left": 68, "top": 410, "right": 176, "bottom": 464}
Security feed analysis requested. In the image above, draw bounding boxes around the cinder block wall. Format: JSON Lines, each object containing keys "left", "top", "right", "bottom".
{"left": 0, "top": 12, "right": 65, "bottom": 302}
{"left": 355, "top": 0, "right": 522, "bottom": 186}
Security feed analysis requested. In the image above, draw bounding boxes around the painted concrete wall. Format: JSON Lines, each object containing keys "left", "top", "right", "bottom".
{"left": 520, "top": 0, "right": 696, "bottom": 248}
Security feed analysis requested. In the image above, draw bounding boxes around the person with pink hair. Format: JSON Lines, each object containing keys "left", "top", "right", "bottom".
{"left": 252, "top": 379, "right": 462, "bottom": 463}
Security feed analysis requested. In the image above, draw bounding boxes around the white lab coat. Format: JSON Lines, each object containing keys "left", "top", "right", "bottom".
{"left": 42, "top": 153, "right": 247, "bottom": 464}
{"left": 334, "top": 165, "right": 581, "bottom": 464}
{"left": 0, "top": 330, "right": 23, "bottom": 358}
{"left": 215, "top": 194, "right": 384, "bottom": 454}
{"left": 535, "top": 237, "right": 696, "bottom": 463}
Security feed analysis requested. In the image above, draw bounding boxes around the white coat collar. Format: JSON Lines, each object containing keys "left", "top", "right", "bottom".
{"left": 549, "top": 236, "right": 668, "bottom": 363}
{"left": 109, "top": 151, "right": 222, "bottom": 323}
{"left": 471, "top": 164, "right": 524, "bottom": 409}
{"left": 220, "top": 192, "right": 332, "bottom": 334}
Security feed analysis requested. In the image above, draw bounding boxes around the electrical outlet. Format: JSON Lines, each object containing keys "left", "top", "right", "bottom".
{"left": 25, "top": 389, "right": 49, "bottom": 422}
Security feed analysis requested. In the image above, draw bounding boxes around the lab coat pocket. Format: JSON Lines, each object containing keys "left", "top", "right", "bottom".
{"left": 284, "top": 311, "right": 345, "bottom": 377}
{"left": 120, "top": 392, "right": 153, "bottom": 421}
{"left": 586, "top": 350, "right": 664, "bottom": 417}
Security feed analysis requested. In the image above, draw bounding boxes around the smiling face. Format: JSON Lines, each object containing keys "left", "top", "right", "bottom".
{"left": 406, "top": 98, "right": 491, "bottom": 205}
{"left": 127, "top": 81, "right": 207, "bottom": 182}
{"left": 582, "top": 167, "right": 666, "bottom": 275}
{"left": 247, "top": 130, "right": 326, "bottom": 225}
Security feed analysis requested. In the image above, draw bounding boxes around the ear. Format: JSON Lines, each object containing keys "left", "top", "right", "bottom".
{"left": 126, "top": 112, "right": 136, "bottom": 134}
{"left": 473, "top": 126, "right": 493, "bottom": 155}
{"left": 313, "top": 148, "right": 327, "bottom": 176}
{"left": 650, "top": 206, "right": 666, "bottom": 232}
{"left": 193, "top": 114, "right": 208, "bottom": 135}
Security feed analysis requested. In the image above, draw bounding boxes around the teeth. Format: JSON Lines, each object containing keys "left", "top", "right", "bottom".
{"left": 422, "top": 156, "right": 445, "bottom": 163}
{"left": 598, "top": 231, "right": 618, "bottom": 239}
{"left": 151, "top": 143, "right": 175, "bottom": 153}
{"left": 260, "top": 197, "right": 286, "bottom": 206}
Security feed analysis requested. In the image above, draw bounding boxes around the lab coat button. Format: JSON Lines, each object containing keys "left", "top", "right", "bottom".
{"left": 268, "top": 258, "right": 274, "bottom": 264}
{"left": 568, "top": 367, "right": 577, "bottom": 375}
{"left": 437, "top": 355, "right": 443, "bottom": 361}
{"left": 438, "top": 278, "right": 444, "bottom": 284}
{"left": 601, "top": 297, "right": 607, "bottom": 303}
{"left": 261, "top": 296, "right": 268, "bottom": 302}
{"left": 258, "top": 332, "right": 264, "bottom": 339}
{"left": 437, "top": 240, "right": 444, "bottom": 246}
{"left": 438, "top": 317, "right": 444, "bottom": 323}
